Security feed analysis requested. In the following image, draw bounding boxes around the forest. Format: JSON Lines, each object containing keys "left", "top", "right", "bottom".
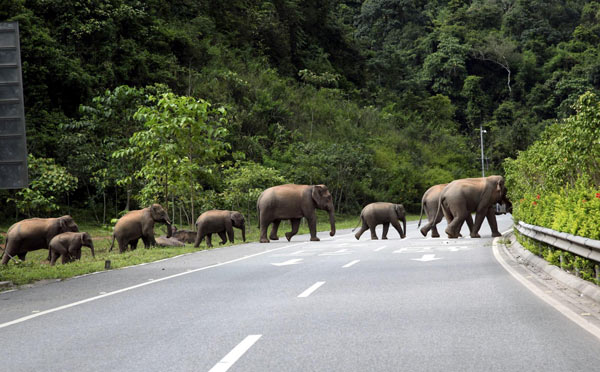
{"left": 1, "top": 0, "right": 599, "bottom": 228}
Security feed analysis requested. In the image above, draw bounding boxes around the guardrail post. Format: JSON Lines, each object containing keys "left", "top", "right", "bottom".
{"left": 595, "top": 265, "right": 600, "bottom": 285}
{"left": 559, "top": 252, "right": 564, "bottom": 270}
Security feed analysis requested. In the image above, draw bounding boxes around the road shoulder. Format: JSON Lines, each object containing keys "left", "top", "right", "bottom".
{"left": 494, "top": 231, "right": 600, "bottom": 340}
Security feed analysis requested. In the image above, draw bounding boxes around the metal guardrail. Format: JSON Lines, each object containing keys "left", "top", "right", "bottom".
{"left": 516, "top": 221, "right": 600, "bottom": 262}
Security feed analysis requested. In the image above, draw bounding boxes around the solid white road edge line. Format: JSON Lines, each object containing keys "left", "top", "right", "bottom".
{"left": 0, "top": 243, "right": 308, "bottom": 330}
{"left": 492, "top": 236, "right": 600, "bottom": 341}
{"left": 342, "top": 260, "right": 360, "bottom": 268}
{"left": 298, "top": 281, "right": 326, "bottom": 298}
{"left": 208, "top": 334, "right": 262, "bottom": 372}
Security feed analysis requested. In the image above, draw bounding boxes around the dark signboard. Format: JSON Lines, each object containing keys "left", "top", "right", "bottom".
{"left": 0, "top": 22, "right": 28, "bottom": 189}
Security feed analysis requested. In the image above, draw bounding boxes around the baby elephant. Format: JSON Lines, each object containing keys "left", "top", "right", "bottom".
{"left": 171, "top": 226, "right": 197, "bottom": 244}
{"left": 194, "top": 210, "right": 246, "bottom": 248}
{"left": 354, "top": 202, "right": 406, "bottom": 240}
{"left": 48, "top": 232, "right": 95, "bottom": 266}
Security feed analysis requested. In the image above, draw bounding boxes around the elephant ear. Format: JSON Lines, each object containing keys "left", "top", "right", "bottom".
{"left": 311, "top": 185, "right": 327, "bottom": 207}
{"left": 150, "top": 204, "right": 162, "bottom": 220}
{"left": 231, "top": 212, "right": 244, "bottom": 226}
{"left": 58, "top": 217, "right": 68, "bottom": 232}
{"left": 395, "top": 204, "right": 405, "bottom": 218}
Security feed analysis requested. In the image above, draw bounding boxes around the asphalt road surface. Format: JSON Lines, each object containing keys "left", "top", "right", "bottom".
{"left": 1, "top": 214, "right": 600, "bottom": 371}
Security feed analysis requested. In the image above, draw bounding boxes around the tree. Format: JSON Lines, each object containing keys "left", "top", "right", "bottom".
{"left": 9, "top": 155, "right": 78, "bottom": 217}
{"left": 114, "top": 93, "right": 230, "bottom": 221}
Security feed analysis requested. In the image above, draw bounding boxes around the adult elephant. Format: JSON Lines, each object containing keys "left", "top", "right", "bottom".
{"left": 194, "top": 210, "right": 246, "bottom": 248}
{"left": 257, "top": 184, "right": 336, "bottom": 243}
{"left": 109, "top": 204, "right": 172, "bottom": 253}
{"left": 418, "top": 183, "right": 473, "bottom": 238}
{"left": 353, "top": 202, "right": 406, "bottom": 240}
{"left": 1, "top": 215, "right": 79, "bottom": 264}
{"left": 433, "top": 175, "right": 509, "bottom": 239}
{"left": 49, "top": 232, "right": 95, "bottom": 266}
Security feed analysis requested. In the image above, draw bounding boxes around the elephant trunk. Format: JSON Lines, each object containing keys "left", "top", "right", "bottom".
{"left": 89, "top": 242, "right": 95, "bottom": 258}
{"left": 402, "top": 216, "right": 407, "bottom": 239}
{"left": 166, "top": 222, "right": 173, "bottom": 238}
{"left": 241, "top": 223, "right": 246, "bottom": 242}
{"left": 328, "top": 207, "right": 336, "bottom": 237}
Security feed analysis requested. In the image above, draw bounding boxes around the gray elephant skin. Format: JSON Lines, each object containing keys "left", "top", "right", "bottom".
{"left": 2, "top": 215, "right": 79, "bottom": 264}
{"left": 418, "top": 183, "right": 474, "bottom": 238}
{"left": 354, "top": 202, "right": 406, "bottom": 240}
{"left": 433, "top": 175, "right": 509, "bottom": 238}
{"left": 194, "top": 210, "right": 246, "bottom": 248}
{"left": 49, "top": 232, "right": 95, "bottom": 266}
{"left": 257, "top": 184, "right": 336, "bottom": 243}
{"left": 109, "top": 204, "right": 172, "bottom": 253}
{"left": 171, "top": 226, "right": 196, "bottom": 244}
{"left": 155, "top": 236, "right": 185, "bottom": 247}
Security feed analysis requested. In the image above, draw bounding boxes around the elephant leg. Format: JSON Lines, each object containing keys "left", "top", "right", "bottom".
{"left": 382, "top": 223, "right": 390, "bottom": 239}
{"left": 306, "top": 212, "right": 320, "bottom": 241}
{"left": 269, "top": 220, "right": 281, "bottom": 240}
{"left": 464, "top": 214, "right": 474, "bottom": 235}
{"left": 391, "top": 220, "right": 405, "bottom": 239}
{"left": 470, "top": 210, "right": 487, "bottom": 238}
{"left": 218, "top": 231, "right": 227, "bottom": 245}
{"left": 285, "top": 218, "right": 301, "bottom": 241}
{"left": 18, "top": 252, "right": 26, "bottom": 261}
{"left": 259, "top": 216, "right": 270, "bottom": 243}
{"left": 130, "top": 239, "right": 139, "bottom": 251}
{"left": 194, "top": 229, "right": 204, "bottom": 248}
{"left": 486, "top": 207, "right": 501, "bottom": 237}
{"left": 206, "top": 234, "right": 213, "bottom": 248}
{"left": 430, "top": 222, "right": 440, "bottom": 238}
{"left": 445, "top": 209, "right": 464, "bottom": 239}
{"left": 141, "top": 236, "right": 150, "bottom": 249}
{"left": 369, "top": 223, "right": 378, "bottom": 240}
{"left": 50, "top": 250, "right": 59, "bottom": 266}
{"left": 354, "top": 220, "right": 369, "bottom": 240}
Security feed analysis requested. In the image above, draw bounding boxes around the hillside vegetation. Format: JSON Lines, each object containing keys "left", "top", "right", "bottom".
{"left": 1, "top": 0, "right": 599, "bottom": 227}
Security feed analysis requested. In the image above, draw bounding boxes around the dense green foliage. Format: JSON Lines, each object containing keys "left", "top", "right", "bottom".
{"left": 505, "top": 92, "right": 600, "bottom": 239}
{"left": 1, "top": 0, "right": 600, "bottom": 226}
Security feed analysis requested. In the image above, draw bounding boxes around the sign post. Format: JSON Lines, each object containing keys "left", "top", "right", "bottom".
{"left": 0, "top": 21, "right": 28, "bottom": 189}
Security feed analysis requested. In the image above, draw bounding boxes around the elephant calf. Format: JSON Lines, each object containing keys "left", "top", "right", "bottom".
{"left": 48, "top": 232, "right": 95, "bottom": 266}
{"left": 354, "top": 202, "right": 406, "bottom": 240}
{"left": 155, "top": 236, "right": 185, "bottom": 247}
{"left": 194, "top": 210, "right": 246, "bottom": 248}
{"left": 171, "top": 226, "right": 196, "bottom": 244}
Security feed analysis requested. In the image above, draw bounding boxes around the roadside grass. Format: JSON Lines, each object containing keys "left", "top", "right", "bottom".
{"left": 0, "top": 213, "right": 419, "bottom": 287}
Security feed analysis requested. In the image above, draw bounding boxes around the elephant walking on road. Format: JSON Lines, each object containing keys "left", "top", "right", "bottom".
{"left": 433, "top": 176, "right": 509, "bottom": 239}
{"left": 109, "top": 204, "right": 172, "bottom": 253}
{"left": 418, "top": 183, "right": 473, "bottom": 238}
{"left": 257, "top": 184, "right": 336, "bottom": 243}
{"left": 2, "top": 216, "right": 79, "bottom": 264}
{"left": 49, "top": 232, "right": 95, "bottom": 265}
{"left": 354, "top": 202, "right": 406, "bottom": 240}
{"left": 194, "top": 210, "right": 246, "bottom": 248}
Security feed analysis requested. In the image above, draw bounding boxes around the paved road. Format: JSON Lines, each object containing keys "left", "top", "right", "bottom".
{"left": 1, "top": 215, "right": 600, "bottom": 371}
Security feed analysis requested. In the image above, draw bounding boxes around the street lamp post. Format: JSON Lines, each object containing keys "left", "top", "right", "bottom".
{"left": 479, "top": 126, "right": 486, "bottom": 177}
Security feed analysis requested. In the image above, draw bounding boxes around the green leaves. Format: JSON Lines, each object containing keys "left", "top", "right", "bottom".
{"left": 9, "top": 155, "right": 78, "bottom": 216}
{"left": 117, "top": 92, "right": 230, "bottom": 208}
{"left": 505, "top": 91, "right": 600, "bottom": 239}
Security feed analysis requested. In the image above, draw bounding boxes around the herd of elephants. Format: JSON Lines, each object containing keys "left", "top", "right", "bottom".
{"left": 1, "top": 175, "right": 512, "bottom": 266}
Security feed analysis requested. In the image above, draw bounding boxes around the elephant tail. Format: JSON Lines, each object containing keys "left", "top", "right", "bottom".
{"left": 432, "top": 193, "right": 444, "bottom": 229}
{"left": 108, "top": 235, "right": 115, "bottom": 252}
{"left": 351, "top": 212, "right": 363, "bottom": 232}
{"left": 417, "top": 197, "right": 425, "bottom": 228}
